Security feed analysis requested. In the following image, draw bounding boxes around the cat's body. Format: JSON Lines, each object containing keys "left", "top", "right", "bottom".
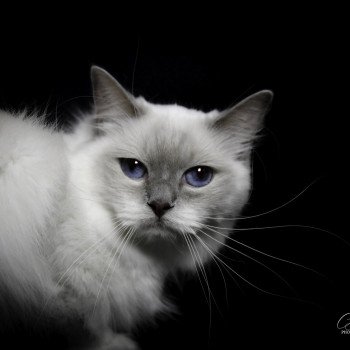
{"left": 0, "top": 67, "right": 272, "bottom": 349}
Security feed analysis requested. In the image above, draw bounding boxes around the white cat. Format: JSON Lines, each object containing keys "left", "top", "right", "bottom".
{"left": 0, "top": 66, "right": 272, "bottom": 349}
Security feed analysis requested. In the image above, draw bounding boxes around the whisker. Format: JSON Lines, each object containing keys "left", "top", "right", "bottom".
{"left": 193, "top": 234, "right": 320, "bottom": 307}
{"left": 57, "top": 95, "right": 95, "bottom": 108}
{"left": 69, "top": 195, "right": 116, "bottom": 206}
{"left": 200, "top": 223, "right": 326, "bottom": 279}
{"left": 91, "top": 226, "right": 133, "bottom": 320}
{"left": 196, "top": 228, "right": 297, "bottom": 295}
{"left": 194, "top": 235, "right": 271, "bottom": 292}
{"left": 202, "top": 221, "right": 349, "bottom": 248}
{"left": 190, "top": 232, "right": 236, "bottom": 304}
{"left": 182, "top": 233, "right": 211, "bottom": 310}
{"left": 194, "top": 235, "right": 244, "bottom": 295}
{"left": 105, "top": 227, "right": 136, "bottom": 293}
{"left": 187, "top": 233, "right": 217, "bottom": 335}
{"left": 201, "top": 178, "right": 321, "bottom": 221}
{"left": 188, "top": 233, "right": 223, "bottom": 314}
{"left": 57, "top": 220, "right": 125, "bottom": 288}
{"left": 237, "top": 224, "right": 350, "bottom": 249}
{"left": 36, "top": 220, "right": 125, "bottom": 325}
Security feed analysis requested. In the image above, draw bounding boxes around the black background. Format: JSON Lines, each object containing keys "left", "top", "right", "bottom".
{"left": 0, "top": 8, "right": 348, "bottom": 348}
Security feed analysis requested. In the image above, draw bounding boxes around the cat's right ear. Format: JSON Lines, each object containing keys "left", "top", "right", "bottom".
{"left": 212, "top": 90, "right": 273, "bottom": 160}
{"left": 91, "top": 66, "right": 137, "bottom": 130}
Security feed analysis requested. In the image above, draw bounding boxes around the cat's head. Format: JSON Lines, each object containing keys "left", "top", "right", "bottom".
{"left": 84, "top": 66, "right": 272, "bottom": 266}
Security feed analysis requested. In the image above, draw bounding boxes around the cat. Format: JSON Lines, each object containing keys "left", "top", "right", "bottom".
{"left": 0, "top": 66, "right": 273, "bottom": 349}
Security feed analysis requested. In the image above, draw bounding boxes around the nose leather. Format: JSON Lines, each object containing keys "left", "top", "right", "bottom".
{"left": 147, "top": 200, "right": 174, "bottom": 218}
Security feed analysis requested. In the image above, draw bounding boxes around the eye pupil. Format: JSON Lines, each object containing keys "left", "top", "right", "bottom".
{"left": 185, "top": 166, "right": 213, "bottom": 187}
{"left": 120, "top": 158, "right": 147, "bottom": 180}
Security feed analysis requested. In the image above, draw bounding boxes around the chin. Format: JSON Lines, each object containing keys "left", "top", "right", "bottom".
{"left": 137, "top": 217, "right": 183, "bottom": 240}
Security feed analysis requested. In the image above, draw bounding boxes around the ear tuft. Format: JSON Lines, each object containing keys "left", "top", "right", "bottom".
{"left": 212, "top": 90, "right": 273, "bottom": 159}
{"left": 91, "top": 66, "right": 136, "bottom": 118}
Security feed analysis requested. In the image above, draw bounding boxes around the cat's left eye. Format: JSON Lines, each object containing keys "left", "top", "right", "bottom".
{"left": 184, "top": 166, "right": 213, "bottom": 187}
{"left": 119, "top": 158, "right": 147, "bottom": 180}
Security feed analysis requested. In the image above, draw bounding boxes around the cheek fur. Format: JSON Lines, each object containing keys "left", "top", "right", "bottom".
{"left": 182, "top": 170, "right": 245, "bottom": 215}
{"left": 166, "top": 174, "right": 245, "bottom": 232}
{"left": 94, "top": 158, "right": 147, "bottom": 221}
{"left": 89, "top": 137, "right": 251, "bottom": 239}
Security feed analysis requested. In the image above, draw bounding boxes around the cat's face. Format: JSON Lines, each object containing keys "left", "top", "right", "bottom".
{"left": 95, "top": 101, "right": 250, "bottom": 238}
{"left": 86, "top": 66, "right": 272, "bottom": 265}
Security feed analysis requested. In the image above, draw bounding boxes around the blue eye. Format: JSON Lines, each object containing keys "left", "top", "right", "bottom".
{"left": 184, "top": 166, "right": 213, "bottom": 187}
{"left": 120, "top": 158, "right": 147, "bottom": 179}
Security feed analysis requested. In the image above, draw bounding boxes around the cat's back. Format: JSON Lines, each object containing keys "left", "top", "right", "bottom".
{"left": 0, "top": 111, "right": 68, "bottom": 308}
{"left": 0, "top": 111, "right": 68, "bottom": 214}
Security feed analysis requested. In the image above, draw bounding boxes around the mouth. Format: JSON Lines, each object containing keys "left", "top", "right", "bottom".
{"left": 138, "top": 217, "right": 182, "bottom": 238}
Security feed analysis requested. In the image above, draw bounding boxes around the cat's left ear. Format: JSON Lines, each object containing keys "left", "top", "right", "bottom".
{"left": 91, "top": 65, "right": 137, "bottom": 119}
{"left": 212, "top": 90, "right": 273, "bottom": 159}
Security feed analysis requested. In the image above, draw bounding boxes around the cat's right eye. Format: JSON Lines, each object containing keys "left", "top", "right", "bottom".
{"left": 119, "top": 158, "right": 147, "bottom": 180}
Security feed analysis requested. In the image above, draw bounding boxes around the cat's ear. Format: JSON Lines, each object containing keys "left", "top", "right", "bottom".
{"left": 212, "top": 90, "right": 273, "bottom": 159}
{"left": 91, "top": 65, "right": 137, "bottom": 118}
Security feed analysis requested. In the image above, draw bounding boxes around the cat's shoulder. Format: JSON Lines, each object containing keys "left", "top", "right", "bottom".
{"left": 0, "top": 110, "right": 68, "bottom": 203}
{"left": 0, "top": 110, "right": 66, "bottom": 165}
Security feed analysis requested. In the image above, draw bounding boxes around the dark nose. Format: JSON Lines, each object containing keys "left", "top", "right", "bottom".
{"left": 147, "top": 200, "right": 174, "bottom": 218}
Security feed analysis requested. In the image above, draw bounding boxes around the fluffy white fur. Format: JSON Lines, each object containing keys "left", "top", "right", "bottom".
{"left": 0, "top": 67, "right": 272, "bottom": 349}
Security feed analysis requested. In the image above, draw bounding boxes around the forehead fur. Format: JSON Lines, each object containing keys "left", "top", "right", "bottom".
{"left": 101, "top": 98, "right": 239, "bottom": 172}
